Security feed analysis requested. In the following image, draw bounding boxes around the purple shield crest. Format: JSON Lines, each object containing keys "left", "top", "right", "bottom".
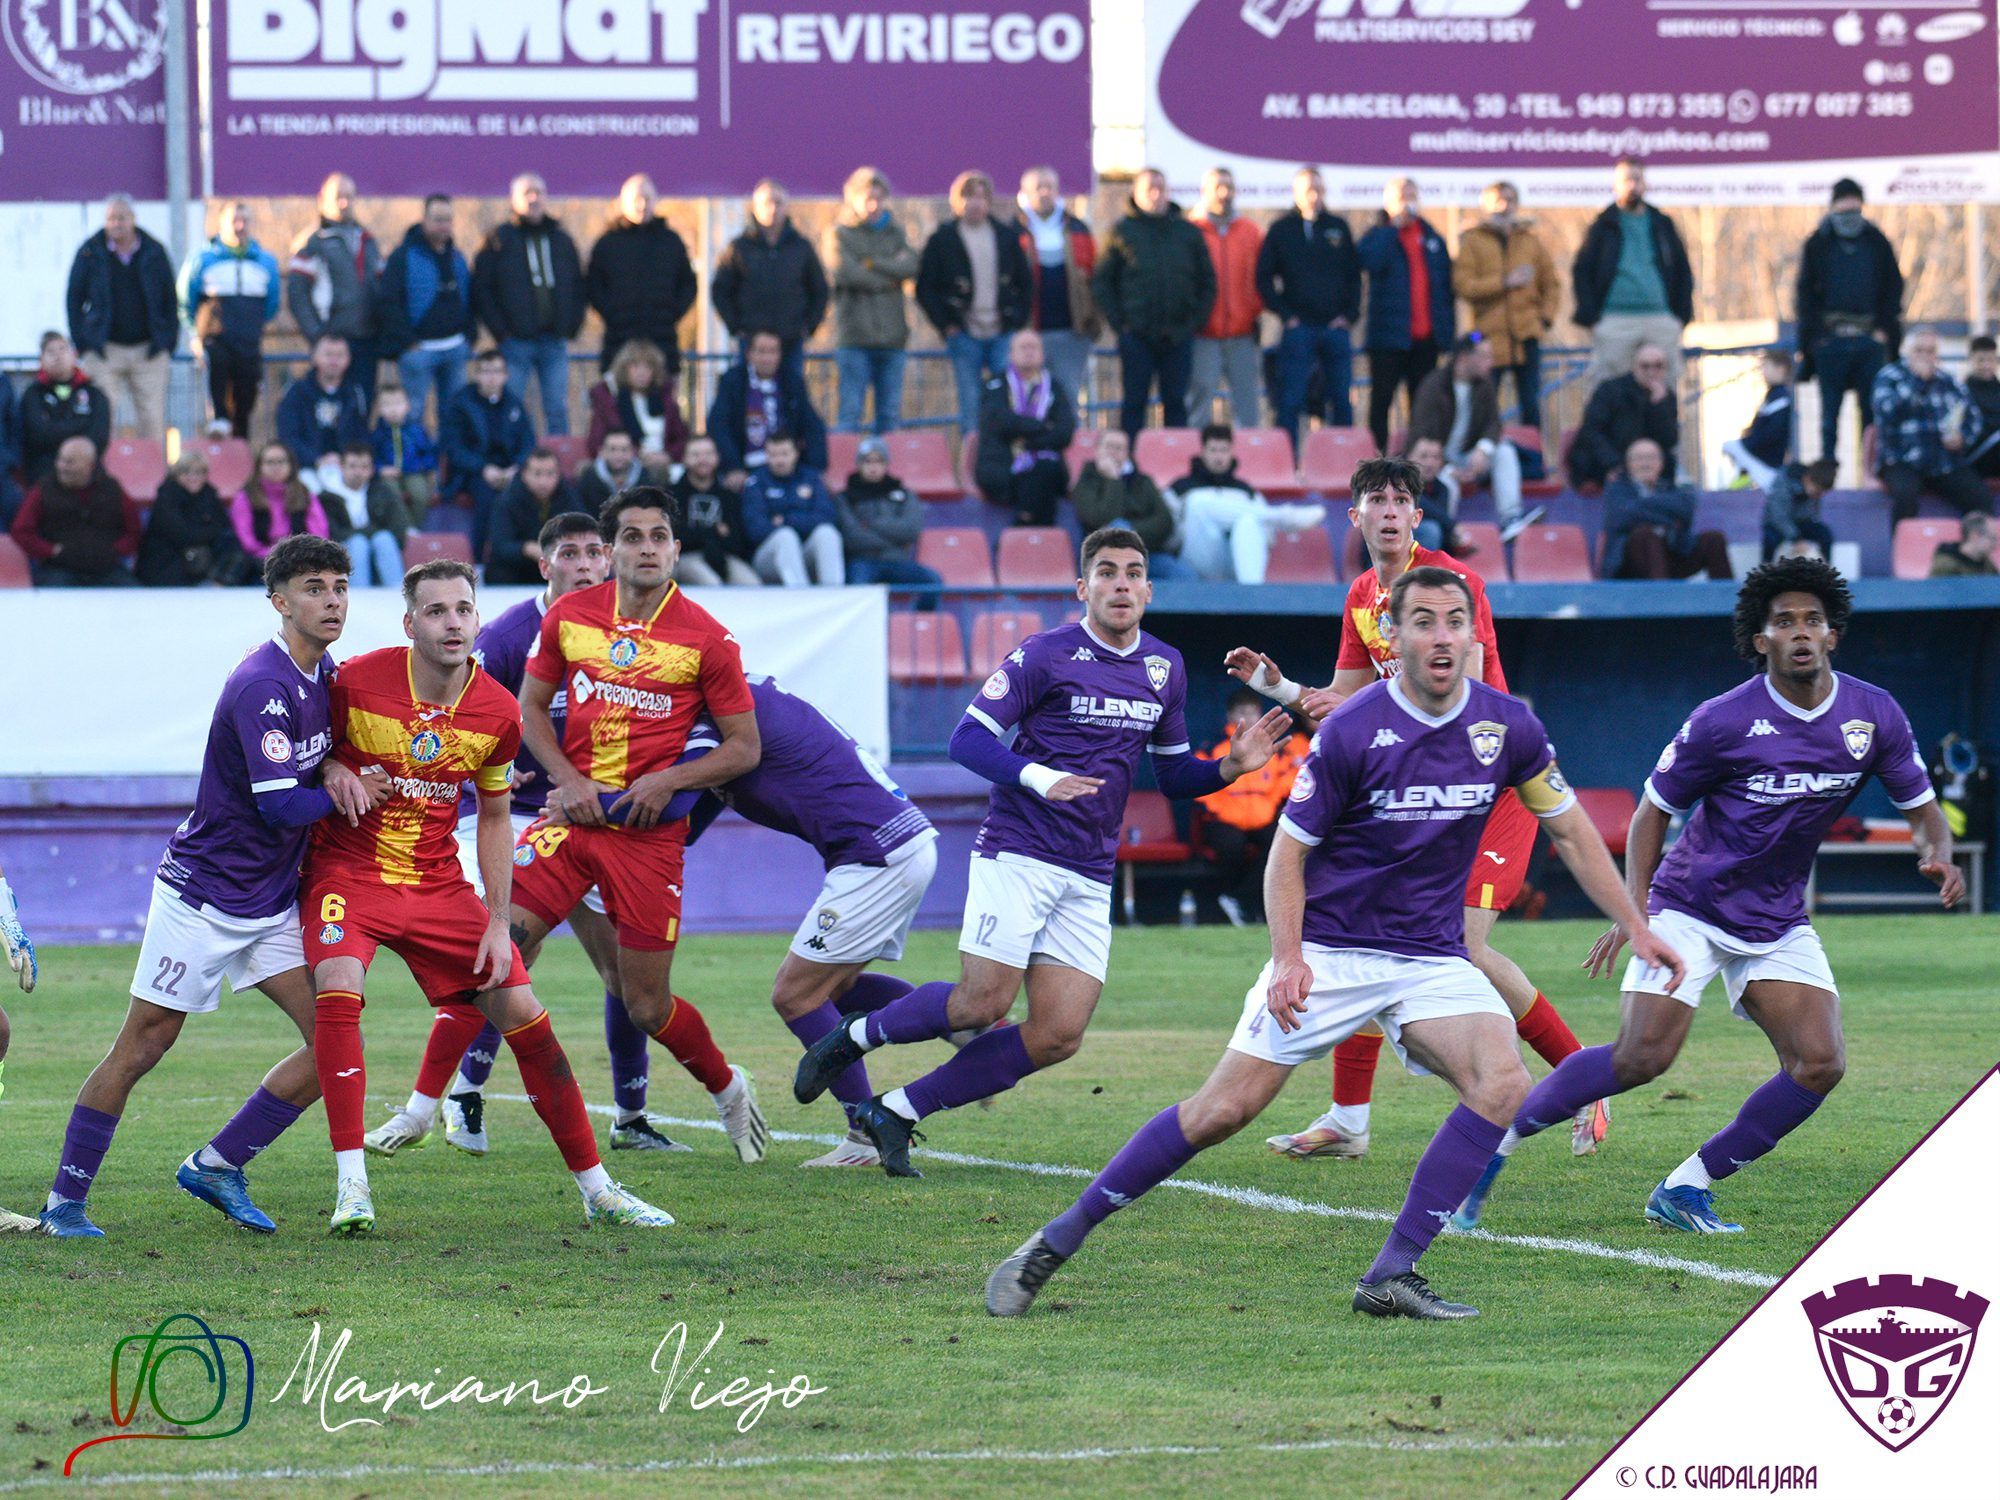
{"left": 1803, "top": 1274, "right": 1988, "bottom": 1451}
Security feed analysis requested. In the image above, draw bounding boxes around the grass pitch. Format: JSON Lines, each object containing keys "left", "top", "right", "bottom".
{"left": 1, "top": 914, "right": 1993, "bottom": 1497}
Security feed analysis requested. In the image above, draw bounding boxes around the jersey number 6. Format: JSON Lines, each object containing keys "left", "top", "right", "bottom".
{"left": 320, "top": 893, "right": 346, "bottom": 923}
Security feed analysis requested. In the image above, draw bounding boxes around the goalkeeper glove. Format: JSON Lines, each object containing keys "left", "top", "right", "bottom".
{"left": 0, "top": 878, "right": 36, "bottom": 993}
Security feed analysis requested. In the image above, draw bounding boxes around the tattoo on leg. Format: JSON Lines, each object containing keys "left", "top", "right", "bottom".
{"left": 510, "top": 922, "right": 531, "bottom": 949}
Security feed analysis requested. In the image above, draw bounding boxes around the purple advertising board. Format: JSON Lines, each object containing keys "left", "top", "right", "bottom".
{"left": 0, "top": 0, "right": 173, "bottom": 199}
{"left": 207, "top": 0, "right": 1092, "bottom": 198}
{"left": 1147, "top": 0, "right": 2000, "bottom": 205}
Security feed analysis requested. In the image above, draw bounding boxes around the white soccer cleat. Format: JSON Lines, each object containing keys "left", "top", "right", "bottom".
{"left": 361, "top": 1110, "right": 433, "bottom": 1157}
{"left": 713, "top": 1066, "right": 769, "bottom": 1164}
{"left": 441, "top": 1092, "right": 489, "bottom": 1156}
{"left": 586, "top": 1181, "right": 675, "bottom": 1228}
{"left": 799, "top": 1130, "right": 882, "bottom": 1169}
{"left": 1571, "top": 1098, "right": 1611, "bottom": 1157}
{"left": 328, "top": 1179, "right": 375, "bottom": 1236}
{"left": 1263, "top": 502, "right": 1328, "bottom": 535}
{"left": 1265, "top": 1121, "right": 1370, "bottom": 1159}
{"left": 0, "top": 1207, "right": 41, "bottom": 1233}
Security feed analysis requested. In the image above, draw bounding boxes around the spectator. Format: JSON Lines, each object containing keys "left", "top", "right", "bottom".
{"left": 275, "top": 334, "right": 369, "bottom": 487}
{"left": 1257, "top": 165, "right": 1360, "bottom": 446}
{"left": 827, "top": 167, "right": 920, "bottom": 435}
{"left": 369, "top": 381, "right": 438, "bottom": 517}
{"left": 585, "top": 173, "right": 697, "bottom": 375}
{"left": 440, "top": 348, "right": 535, "bottom": 560}
{"left": 707, "top": 329, "right": 829, "bottom": 487}
{"left": 741, "top": 431, "right": 843, "bottom": 586}
{"left": 1455, "top": 180, "right": 1558, "bottom": 432}
{"left": 66, "top": 194, "right": 178, "bottom": 442}
{"left": 1573, "top": 156, "right": 1693, "bottom": 388}
{"left": 578, "top": 429, "right": 646, "bottom": 514}
{"left": 488, "top": 447, "right": 585, "bottom": 586}
{"left": 1404, "top": 434, "right": 1459, "bottom": 553}
{"left": 712, "top": 179, "right": 828, "bottom": 384}
{"left": 1570, "top": 342, "right": 1679, "bottom": 488}
{"left": 1602, "top": 438, "right": 1730, "bottom": 580}
{"left": 0, "top": 377, "right": 22, "bottom": 528}
{"left": 1195, "top": 687, "right": 1310, "bottom": 925}
{"left": 473, "top": 172, "right": 584, "bottom": 436}
{"left": 1796, "top": 178, "right": 1903, "bottom": 462}
{"left": 286, "top": 172, "right": 383, "bottom": 404}
{"left": 9, "top": 436, "right": 140, "bottom": 586}
{"left": 1407, "top": 335, "right": 1538, "bottom": 542}
{"left": 377, "top": 193, "right": 475, "bottom": 424}
{"left": 1167, "top": 423, "right": 1325, "bottom": 582}
{"left": 1870, "top": 327, "right": 1991, "bottom": 525}
{"left": 317, "top": 442, "right": 414, "bottom": 587}
{"left": 1929, "top": 511, "right": 1998, "bottom": 577}
{"left": 137, "top": 451, "right": 247, "bottom": 587}
{"left": 1724, "top": 349, "right": 1796, "bottom": 490}
{"left": 19, "top": 331, "right": 110, "bottom": 484}
{"left": 973, "top": 328, "right": 1076, "bottom": 525}
{"left": 1092, "top": 167, "right": 1215, "bottom": 442}
{"left": 1071, "top": 429, "right": 1186, "bottom": 575}
{"left": 585, "top": 337, "right": 688, "bottom": 478}
{"left": 179, "top": 200, "right": 280, "bottom": 439}
{"left": 1187, "top": 166, "right": 1264, "bottom": 429}
{"left": 1962, "top": 334, "right": 2000, "bottom": 480}
{"left": 670, "top": 434, "right": 759, "bottom": 586}
{"left": 1356, "top": 177, "right": 1454, "bottom": 455}
{"left": 228, "top": 442, "right": 330, "bottom": 562}
{"left": 838, "top": 436, "right": 943, "bottom": 590}
{"left": 919, "top": 169, "right": 1033, "bottom": 441}
{"left": 1761, "top": 457, "right": 1838, "bottom": 562}
{"left": 1014, "top": 165, "right": 1101, "bottom": 405}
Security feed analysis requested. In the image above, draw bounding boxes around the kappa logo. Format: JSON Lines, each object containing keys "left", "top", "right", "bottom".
{"left": 1804, "top": 1274, "right": 1988, "bottom": 1452}
{"left": 260, "top": 698, "right": 287, "bottom": 718}
{"left": 1144, "top": 654, "right": 1171, "bottom": 693}
{"left": 1467, "top": 719, "right": 1507, "bottom": 767}
{"left": 1841, "top": 719, "right": 1875, "bottom": 760}
{"left": 1071, "top": 647, "right": 1095, "bottom": 662}
{"left": 1369, "top": 728, "right": 1403, "bottom": 749}
{"left": 1747, "top": 718, "right": 1779, "bottom": 737}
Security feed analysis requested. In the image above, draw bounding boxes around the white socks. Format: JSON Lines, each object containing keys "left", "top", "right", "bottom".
{"left": 881, "top": 1088, "right": 918, "bottom": 1122}
{"left": 711, "top": 1068, "right": 742, "bottom": 1104}
{"left": 335, "top": 1148, "right": 367, "bottom": 1185}
{"left": 1326, "top": 1103, "right": 1370, "bottom": 1137}
{"left": 1664, "top": 1152, "right": 1713, "bottom": 1192}
{"left": 1495, "top": 1128, "right": 1521, "bottom": 1159}
{"left": 846, "top": 1015, "right": 875, "bottom": 1051}
{"left": 404, "top": 1091, "right": 440, "bottom": 1127}
{"left": 450, "top": 1069, "right": 480, "bottom": 1097}
{"left": 617, "top": 1108, "right": 647, "bottom": 1126}
{"left": 195, "top": 1144, "right": 232, "bottom": 1171}
{"left": 574, "top": 1163, "right": 612, "bottom": 1199}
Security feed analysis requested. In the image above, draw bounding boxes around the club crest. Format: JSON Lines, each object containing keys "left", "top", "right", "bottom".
{"left": 1840, "top": 719, "right": 1875, "bottom": 761}
{"left": 1144, "top": 655, "right": 1171, "bottom": 693}
{"left": 608, "top": 637, "right": 641, "bottom": 668}
{"left": 1467, "top": 720, "right": 1506, "bottom": 767}
{"left": 409, "top": 729, "right": 444, "bottom": 763}
{"left": 1803, "top": 1274, "right": 1987, "bottom": 1452}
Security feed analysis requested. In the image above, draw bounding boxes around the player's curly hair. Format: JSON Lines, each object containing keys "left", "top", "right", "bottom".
{"left": 1732, "top": 555, "right": 1852, "bottom": 660}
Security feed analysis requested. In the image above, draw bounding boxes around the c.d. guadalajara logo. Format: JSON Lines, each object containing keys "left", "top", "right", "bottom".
{"left": 1803, "top": 1273, "right": 1987, "bottom": 1451}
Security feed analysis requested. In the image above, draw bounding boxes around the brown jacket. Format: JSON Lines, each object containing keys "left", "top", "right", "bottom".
{"left": 1456, "top": 218, "right": 1560, "bottom": 367}
{"left": 1408, "top": 367, "right": 1501, "bottom": 455}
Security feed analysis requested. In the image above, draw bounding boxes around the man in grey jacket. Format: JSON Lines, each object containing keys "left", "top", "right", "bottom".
{"left": 837, "top": 437, "right": 941, "bottom": 590}
{"left": 287, "top": 173, "right": 383, "bottom": 402}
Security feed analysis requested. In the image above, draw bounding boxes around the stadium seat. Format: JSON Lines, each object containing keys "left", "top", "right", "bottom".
{"left": 887, "top": 611, "right": 969, "bottom": 684}
{"left": 1065, "top": 429, "right": 1101, "bottom": 482}
{"left": 1892, "top": 518, "right": 1959, "bottom": 579}
{"left": 1115, "top": 790, "right": 1194, "bottom": 924}
{"left": 541, "top": 433, "right": 589, "bottom": 477}
{"left": 0, "top": 536, "right": 30, "bottom": 587}
{"left": 103, "top": 437, "right": 166, "bottom": 503}
{"left": 885, "top": 429, "right": 959, "bottom": 498}
{"left": 1299, "top": 426, "right": 1377, "bottom": 493}
{"left": 1232, "top": 428, "right": 1299, "bottom": 494}
{"left": 1575, "top": 787, "right": 1638, "bottom": 857}
{"left": 1504, "top": 423, "right": 1543, "bottom": 457}
{"left": 1264, "top": 526, "right": 1337, "bottom": 584}
{"left": 1452, "top": 521, "right": 1510, "bottom": 583}
{"left": 915, "top": 526, "right": 996, "bottom": 587}
{"left": 968, "top": 609, "right": 1045, "bottom": 675}
{"left": 995, "top": 526, "right": 1074, "bottom": 587}
{"left": 403, "top": 531, "right": 474, "bottom": 569}
{"left": 194, "top": 437, "right": 252, "bottom": 497}
{"left": 1509, "top": 523, "right": 1593, "bottom": 582}
{"left": 1134, "top": 428, "right": 1199, "bottom": 487}
{"left": 826, "top": 431, "right": 863, "bottom": 488}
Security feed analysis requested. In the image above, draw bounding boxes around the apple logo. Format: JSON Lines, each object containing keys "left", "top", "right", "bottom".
{"left": 1833, "top": 10, "right": 1864, "bottom": 45}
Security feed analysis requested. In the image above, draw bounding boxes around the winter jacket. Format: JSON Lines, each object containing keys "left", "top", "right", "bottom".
{"left": 1167, "top": 458, "right": 1261, "bottom": 550}
{"left": 1254, "top": 210, "right": 1361, "bottom": 329}
{"left": 1760, "top": 462, "right": 1823, "bottom": 548}
{"left": 1356, "top": 215, "right": 1454, "bottom": 352}
{"left": 11, "top": 471, "right": 140, "bottom": 575}
{"left": 741, "top": 467, "right": 839, "bottom": 546}
{"left": 375, "top": 226, "right": 474, "bottom": 358}
{"left": 916, "top": 219, "right": 1032, "bottom": 338}
{"left": 1795, "top": 217, "right": 1904, "bottom": 368}
{"left": 1071, "top": 465, "right": 1176, "bottom": 554}
{"left": 706, "top": 363, "right": 828, "bottom": 475}
{"left": 371, "top": 417, "right": 438, "bottom": 477}
{"left": 1930, "top": 542, "right": 1999, "bottom": 578}
{"left": 1602, "top": 476, "right": 1699, "bottom": 577}
{"left": 1871, "top": 361, "right": 1980, "bottom": 477}
{"left": 1572, "top": 202, "right": 1693, "bottom": 328}
{"left": 1571, "top": 374, "right": 1679, "bottom": 487}
{"left": 179, "top": 236, "right": 281, "bottom": 350}
{"left": 1408, "top": 367, "right": 1502, "bottom": 457}
{"left": 671, "top": 474, "right": 750, "bottom": 569}
{"left": 711, "top": 222, "right": 828, "bottom": 343}
{"left": 1455, "top": 219, "right": 1559, "bottom": 367}
{"left": 440, "top": 386, "right": 535, "bottom": 496}
{"left": 136, "top": 479, "right": 244, "bottom": 586}
{"left": 1191, "top": 214, "right": 1264, "bottom": 341}
{"left": 585, "top": 374, "right": 689, "bottom": 462}
{"left": 1740, "top": 382, "right": 1794, "bottom": 469}
{"left": 585, "top": 215, "right": 698, "bottom": 368}
{"left": 19, "top": 369, "right": 111, "bottom": 481}
{"left": 577, "top": 457, "right": 645, "bottom": 517}
{"left": 1091, "top": 199, "right": 1216, "bottom": 347}
{"left": 275, "top": 375, "right": 370, "bottom": 469}
{"left": 836, "top": 473, "right": 925, "bottom": 561}
{"left": 473, "top": 215, "right": 585, "bottom": 343}
{"left": 827, "top": 210, "right": 921, "bottom": 350}
{"left": 286, "top": 220, "right": 382, "bottom": 344}
{"left": 67, "top": 227, "right": 179, "bottom": 357}
{"left": 488, "top": 476, "right": 586, "bottom": 583}
{"left": 228, "top": 483, "right": 330, "bottom": 560}
{"left": 1014, "top": 208, "right": 1102, "bottom": 339}
{"left": 973, "top": 373, "right": 1077, "bottom": 494}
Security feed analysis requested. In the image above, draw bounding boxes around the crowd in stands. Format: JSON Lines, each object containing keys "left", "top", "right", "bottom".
{"left": 1, "top": 158, "right": 1994, "bottom": 589}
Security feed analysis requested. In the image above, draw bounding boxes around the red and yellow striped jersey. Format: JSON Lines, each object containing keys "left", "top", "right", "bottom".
{"left": 309, "top": 647, "right": 520, "bottom": 888}
{"left": 1335, "top": 542, "right": 1509, "bottom": 693}
{"left": 523, "top": 580, "right": 752, "bottom": 790}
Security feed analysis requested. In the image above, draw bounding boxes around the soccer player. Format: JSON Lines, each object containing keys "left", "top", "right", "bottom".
{"left": 303, "top": 559, "right": 673, "bottom": 1233}
{"left": 1230, "top": 456, "right": 1609, "bottom": 1161}
{"left": 985, "top": 567, "right": 1684, "bottom": 1321}
{"left": 38, "top": 537, "right": 384, "bottom": 1238}
{"left": 1453, "top": 558, "right": 1961, "bottom": 1235}
{"left": 0, "top": 860, "right": 39, "bottom": 1231}
{"left": 793, "top": 527, "right": 1296, "bottom": 1177}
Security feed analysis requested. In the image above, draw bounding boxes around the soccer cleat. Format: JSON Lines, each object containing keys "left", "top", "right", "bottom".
{"left": 1498, "top": 505, "right": 1547, "bottom": 545}
{"left": 0, "top": 1207, "right": 41, "bottom": 1233}
{"left": 851, "top": 1096, "right": 924, "bottom": 1178}
{"left": 1645, "top": 1181, "right": 1744, "bottom": 1234}
{"left": 362, "top": 1110, "right": 433, "bottom": 1157}
{"left": 794, "top": 1022, "right": 867, "bottom": 1105}
{"left": 1352, "top": 1271, "right": 1480, "bottom": 1320}
{"left": 1265, "top": 1123, "right": 1370, "bottom": 1160}
{"left": 441, "top": 1092, "right": 489, "bottom": 1155}
{"left": 799, "top": 1130, "right": 881, "bottom": 1169}
{"left": 610, "top": 1115, "right": 694, "bottom": 1153}
{"left": 985, "top": 1230, "right": 1069, "bottom": 1317}
{"left": 1571, "top": 1097, "right": 1611, "bottom": 1157}
{"left": 713, "top": 1066, "right": 769, "bottom": 1164}
{"left": 585, "top": 1181, "right": 675, "bottom": 1228}
{"left": 38, "top": 1200, "right": 104, "bottom": 1238}
{"left": 1216, "top": 893, "right": 1248, "bottom": 928}
{"left": 328, "top": 1180, "right": 375, "bottom": 1235}
{"left": 1450, "top": 1152, "right": 1509, "bottom": 1230}
{"left": 175, "top": 1153, "right": 276, "bottom": 1234}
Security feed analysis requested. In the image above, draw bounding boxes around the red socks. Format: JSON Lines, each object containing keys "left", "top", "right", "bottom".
{"left": 1515, "top": 993, "right": 1583, "bottom": 1067}
{"left": 416, "top": 1004, "right": 488, "bottom": 1098}
{"left": 1332, "top": 1030, "right": 1384, "bottom": 1106}
{"left": 313, "top": 990, "right": 366, "bottom": 1152}
{"left": 502, "top": 1010, "right": 600, "bottom": 1172}
{"left": 653, "top": 994, "right": 733, "bottom": 1094}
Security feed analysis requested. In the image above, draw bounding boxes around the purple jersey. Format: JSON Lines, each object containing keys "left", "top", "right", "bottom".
{"left": 1280, "top": 679, "right": 1573, "bottom": 959}
{"left": 157, "top": 637, "right": 335, "bottom": 919}
{"left": 1644, "top": 673, "right": 1934, "bottom": 943}
{"left": 964, "top": 621, "right": 1192, "bottom": 882}
{"left": 457, "top": 593, "right": 559, "bottom": 820}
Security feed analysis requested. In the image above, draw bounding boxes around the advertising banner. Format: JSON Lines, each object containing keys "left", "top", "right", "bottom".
{"left": 0, "top": 0, "right": 173, "bottom": 199}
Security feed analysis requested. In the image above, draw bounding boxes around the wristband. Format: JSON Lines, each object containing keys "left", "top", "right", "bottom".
{"left": 1019, "top": 763, "right": 1068, "bottom": 799}
{"left": 1257, "top": 669, "right": 1303, "bottom": 707}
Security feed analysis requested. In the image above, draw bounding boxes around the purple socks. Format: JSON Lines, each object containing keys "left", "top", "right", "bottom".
{"left": 205, "top": 1087, "right": 305, "bottom": 1169}
{"left": 459, "top": 1021, "right": 502, "bottom": 1089}
{"left": 785, "top": 1002, "right": 874, "bottom": 1108}
{"left": 837, "top": 972, "right": 916, "bottom": 1015}
{"left": 901, "top": 1026, "right": 1036, "bottom": 1118}
{"left": 1513, "top": 1043, "right": 1623, "bottom": 1139}
{"left": 1365, "top": 1105, "right": 1505, "bottom": 1284}
{"left": 862, "top": 981, "right": 956, "bottom": 1048}
{"left": 1698, "top": 1070, "right": 1826, "bottom": 1182}
{"left": 602, "top": 990, "right": 651, "bottom": 1117}
{"left": 51, "top": 1104, "right": 119, "bottom": 1204}
{"left": 1043, "top": 1106, "right": 1198, "bottom": 1257}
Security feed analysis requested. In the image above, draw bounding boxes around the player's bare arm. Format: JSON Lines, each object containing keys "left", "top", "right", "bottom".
{"left": 1905, "top": 797, "right": 1965, "bottom": 909}
{"left": 1223, "top": 646, "right": 1368, "bottom": 727}
{"left": 519, "top": 671, "right": 611, "bottom": 827}
{"left": 472, "top": 789, "right": 518, "bottom": 990}
{"left": 1586, "top": 797, "right": 1673, "bottom": 977}
{"left": 1262, "top": 829, "right": 1313, "bottom": 1033}
{"left": 1537, "top": 798, "right": 1684, "bottom": 992}
{"left": 612, "top": 708, "right": 762, "bottom": 831}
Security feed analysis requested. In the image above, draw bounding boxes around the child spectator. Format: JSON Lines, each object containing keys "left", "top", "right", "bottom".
{"left": 1760, "top": 457, "right": 1837, "bottom": 561}
{"left": 370, "top": 382, "right": 438, "bottom": 517}
{"left": 837, "top": 436, "right": 941, "bottom": 589}
{"left": 317, "top": 442, "right": 415, "bottom": 586}
{"left": 137, "top": 451, "right": 247, "bottom": 586}
{"left": 230, "top": 441, "right": 330, "bottom": 560}
{"left": 741, "top": 429, "right": 842, "bottom": 586}
{"left": 1724, "top": 348, "right": 1795, "bottom": 489}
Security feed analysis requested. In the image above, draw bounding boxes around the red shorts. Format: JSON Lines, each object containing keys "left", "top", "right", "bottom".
{"left": 1465, "top": 787, "right": 1539, "bottom": 911}
{"left": 509, "top": 820, "right": 685, "bottom": 952}
{"left": 302, "top": 872, "right": 530, "bottom": 1003}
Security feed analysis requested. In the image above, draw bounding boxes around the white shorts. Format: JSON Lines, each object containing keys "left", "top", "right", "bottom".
{"left": 1226, "top": 944, "right": 1510, "bottom": 1074}
{"left": 790, "top": 833, "right": 938, "bottom": 965}
{"left": 456, "top": 811, "right": 605, "bottom": 916}
{"left": 960, "top": 851, "right": 1114, "bottom": 984}
{"left": 1623, "top": 908, "right": 1837, "bottom": 1018}
{"left": 130, "top": 879, "right": 306, "bottom": 1015}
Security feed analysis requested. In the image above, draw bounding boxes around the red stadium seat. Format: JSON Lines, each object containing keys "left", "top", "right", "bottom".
{"left": 915, "top": 526, "right": 995, "bottom": 587}
{"left": 1575, "top": 787, "right": 1639, "bottom": 858}
{"left": 968, "top": 609, "right": 1045, "bottom": 675}
{"left": 887, "top": 611, "right": 970, "bottom": 683}
{"left": 103, "top": 437, "right": 166, "bottom": 503}
{"left": 541, "top": 433, "right": 589, "bottom": 478}
{"left": 1503, "top": 423, "right": 1543, "bottom": 457}
{"left": 0, "top": 537, "right": 30, "bottom": 587}
{"left": 1115, "top": 790, "right": 1194, "bottom": 924}
{"left": 1232, "top": 428, "right": 1299, "bottom": 494}
{"left": 884, "top": 429, "right": 959, "bottom": 498}
{"left": 403, "top": 531, "right": 473, "bottom": 569}
{"left": 1452, "top": 521, "right": 1509, "bottom": 583}
{"left": 1892, "top": 518, "right": 1959, "bottom": 580}
{"left": 1299, "top": 426, "right": 1377, "bottom": 493}
{"left": 994, "top": 526, "right": 1074, "bottom": 587}
{"left": 194, "top": 437, "right": 252, "bottom": 497}
{"left": 1066, "top": 429, "right": 1101, "bottom": 482}
{"left": 826, "top": 430, "right": 863, "bottom": 488}
{"left": 1134, "top": 428, "right": 1199, "bottom": 487}
{"left": 1510, "top": 523, "right": 1593, "bottom": 582}
{"left": 1264, "top": 526, "right": 1337, "bottom": 584}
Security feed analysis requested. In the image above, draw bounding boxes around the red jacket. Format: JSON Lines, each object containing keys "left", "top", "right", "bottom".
{"left": 11, "top": 472, "right": 140, "bottom": 574}
{"left": 585, "top": 375, "right": 690, "bottom": 462}
{"left": 1193, "top": 214, "right": 1264, "bottom": 341}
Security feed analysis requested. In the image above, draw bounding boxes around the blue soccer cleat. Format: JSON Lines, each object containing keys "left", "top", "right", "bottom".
{"left": 39, "top": 1199, "right": 105, "bottom": 1238}
{"left": 1450, "top": 1152, "right": 1509, "bottom": 1230}
{"left": 1645, "top": 1180, "right": 1744, "bottom": 1234}
{"left": 175, "top": 1153, "right": 277, "bottom": 1233}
